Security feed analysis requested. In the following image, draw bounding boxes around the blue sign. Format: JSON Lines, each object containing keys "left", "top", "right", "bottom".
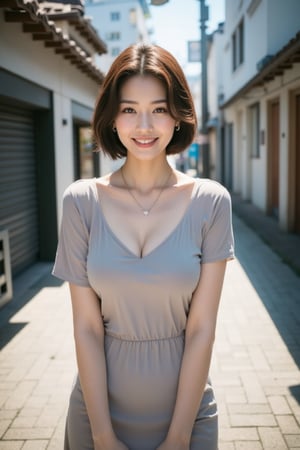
{"left": 188, "top": 143, "right": 199, "bottom": 159}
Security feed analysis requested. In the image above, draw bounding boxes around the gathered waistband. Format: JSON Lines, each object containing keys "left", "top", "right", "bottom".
{"left": 105, "top": 330, "right": 185, "bottom": 342}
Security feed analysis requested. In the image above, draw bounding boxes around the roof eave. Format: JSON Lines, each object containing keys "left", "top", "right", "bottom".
{"left": 1, "top": 0, "right": 105, "bottom": 84}
{"left": 221, "top": 31, "right": 300, "bottom": 109}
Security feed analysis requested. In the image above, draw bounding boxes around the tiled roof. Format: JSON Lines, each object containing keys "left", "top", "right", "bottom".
{"left": 1, "top": 0, "right": 106, "bottom": 84}
{"left": 38, "top": 1, "right": 107, "bottom": 54}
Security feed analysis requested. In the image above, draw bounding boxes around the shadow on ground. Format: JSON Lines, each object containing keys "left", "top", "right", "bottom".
{"left": 0, "top": 262, "right": 63, "bottom": 349}
{"left": 233, "top": 216, "right": 300, "bottom": 373}
{"left": 289, "top": 385, "right": 300, "bottom": 405}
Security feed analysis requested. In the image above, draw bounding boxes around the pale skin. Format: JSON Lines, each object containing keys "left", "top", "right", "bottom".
{"left": 68, "top": 75, "right": 227, "bottom": 449}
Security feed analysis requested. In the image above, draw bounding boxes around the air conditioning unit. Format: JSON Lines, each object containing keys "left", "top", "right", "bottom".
{"left": 150, "top": 0, "right": 169, "bottom": 5}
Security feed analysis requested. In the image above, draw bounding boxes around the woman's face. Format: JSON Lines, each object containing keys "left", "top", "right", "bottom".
{"left": 114, "top": 75, "right": 177, "bottom": 161}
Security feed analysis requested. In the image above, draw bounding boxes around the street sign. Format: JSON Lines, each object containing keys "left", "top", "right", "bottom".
{"left": 188, "top": 143, "right": 199, "bottom": 159}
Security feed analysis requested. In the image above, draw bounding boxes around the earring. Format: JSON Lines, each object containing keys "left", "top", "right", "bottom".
{"left": 112, "top": 126, "right": 117, "bottom": 133}
{"left": 175, "top": 123, "right": 180, "bottom": 131}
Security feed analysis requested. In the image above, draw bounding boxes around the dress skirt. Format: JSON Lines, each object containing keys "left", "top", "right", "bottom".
{"left": 64, "top": 333, "right": 218, "bottom": 450}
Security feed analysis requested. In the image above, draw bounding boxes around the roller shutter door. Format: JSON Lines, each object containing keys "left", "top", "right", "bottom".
{"left": 0, "top": 103, "right": 39, "bottom": 276}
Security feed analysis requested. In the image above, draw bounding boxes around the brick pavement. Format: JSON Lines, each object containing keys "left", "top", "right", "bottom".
{"left": 0, "top": 214, "right": 300, "bottom": 449}
{"left": 232, "top": 193, "right": 300, "bottom": 276}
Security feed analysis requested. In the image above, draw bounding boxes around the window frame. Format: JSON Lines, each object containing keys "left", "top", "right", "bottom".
{"left": 232, "top": 18, "right": 244, "bottom": 71}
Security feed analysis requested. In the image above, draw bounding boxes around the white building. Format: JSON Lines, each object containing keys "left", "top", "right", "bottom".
{"left": 0, "top": 0, "right": 107, "bottom": 306}
{"left": 209, "top": 0, "right": 300, "bottom": 234}
{"left": 85, "top": 0, "right": 151, "bottom": 73}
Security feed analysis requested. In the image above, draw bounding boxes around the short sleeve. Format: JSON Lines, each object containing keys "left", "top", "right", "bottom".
{"left": 52, "top": 185, "right": 90, "bottom": 286}
{"left": 201, "top": 187, "right": 234, "bottom": 263}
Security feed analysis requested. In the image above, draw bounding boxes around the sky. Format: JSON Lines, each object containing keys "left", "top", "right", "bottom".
{"left": 149, "top": 0, "right": 225, "bottom": 76}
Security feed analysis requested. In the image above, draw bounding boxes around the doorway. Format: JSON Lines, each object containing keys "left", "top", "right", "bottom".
{"left": 294, "top": 94, "right": 300, "bottom": 233}
{"left": 267, "top": 99, "right": 280, "bottom": 218}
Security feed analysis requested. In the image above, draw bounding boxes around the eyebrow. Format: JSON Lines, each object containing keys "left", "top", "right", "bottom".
{"left": 119, "top": 99, "right": 167, "bottom": 104}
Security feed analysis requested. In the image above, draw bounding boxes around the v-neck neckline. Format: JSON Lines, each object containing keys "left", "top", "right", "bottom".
{"left": 93, "top": 178, "right": 200, "bottom": 260}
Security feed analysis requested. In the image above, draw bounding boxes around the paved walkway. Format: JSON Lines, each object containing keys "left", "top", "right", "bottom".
{"left": 0, "top": 213, "right": 300, "bottom": 449}
{"left": 232, "top": 194, "right": 300, "bottom": 276}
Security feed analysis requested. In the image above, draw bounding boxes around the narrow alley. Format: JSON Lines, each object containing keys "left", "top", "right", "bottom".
{"left": 0, "top": 211, "right": 299, "bottom": 450}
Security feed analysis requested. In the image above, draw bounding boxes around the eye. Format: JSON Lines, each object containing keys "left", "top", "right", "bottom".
{"left": 121, "top": 107, "right": 135, "bottom": 113}
{"left": 154, "top": 106, "right": 168, "bottom": 113}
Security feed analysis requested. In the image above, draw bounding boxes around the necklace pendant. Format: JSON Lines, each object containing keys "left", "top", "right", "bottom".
{"left": 143, "top": 210, "right": 149, "bottom": 216}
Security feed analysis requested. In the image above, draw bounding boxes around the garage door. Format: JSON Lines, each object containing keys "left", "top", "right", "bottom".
{"left": 0, "top": 103, "right": 39, "bottom": 276}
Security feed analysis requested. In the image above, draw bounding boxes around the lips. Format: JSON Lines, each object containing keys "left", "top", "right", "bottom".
{"left": 133, "top": 138, "right": 158, "bottom": 146}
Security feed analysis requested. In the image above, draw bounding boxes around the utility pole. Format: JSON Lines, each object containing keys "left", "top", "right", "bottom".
{"left": 150, "top": 0, "right": 210, "bottom": 177}
{"left": 199, "top": 0, "right": 210, "bottom": 178}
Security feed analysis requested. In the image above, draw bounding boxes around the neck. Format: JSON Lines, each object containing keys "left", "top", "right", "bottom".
{"left": 121, "top": 160, "right": 173, "bottom": 193}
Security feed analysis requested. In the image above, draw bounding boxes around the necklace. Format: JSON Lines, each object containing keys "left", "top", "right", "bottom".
{"left": 120, "top": 166, "right": 173, "bottom": 216}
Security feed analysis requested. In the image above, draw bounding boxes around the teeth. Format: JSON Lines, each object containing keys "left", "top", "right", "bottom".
{"left": 135, "top": 139, "right": 154, "bottom": 144}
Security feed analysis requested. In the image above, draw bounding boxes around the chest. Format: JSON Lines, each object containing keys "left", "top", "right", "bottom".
{"left": 87, "top": 213, "right": 202, "bottom": 301}
{"left": 97, "top": 183, "right": 196, "bottom": 259}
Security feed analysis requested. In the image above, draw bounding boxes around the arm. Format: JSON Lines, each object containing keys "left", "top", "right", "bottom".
{"left": 157, "top": 260, "right": 227, "bottom": 449}
{"left": 69, "top": 283, "right": 128, "bottom": 450}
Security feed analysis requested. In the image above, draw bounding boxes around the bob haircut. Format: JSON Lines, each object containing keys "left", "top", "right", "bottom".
{"left": 92, "top": 44, "right": 197, "bottom": 160}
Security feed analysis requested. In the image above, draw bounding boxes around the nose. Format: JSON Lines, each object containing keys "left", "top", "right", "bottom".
{"left": 136, "top": 112, "right": 153, "bottom": 131}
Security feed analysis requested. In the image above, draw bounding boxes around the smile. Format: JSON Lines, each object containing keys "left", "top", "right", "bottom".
{"left": 133, "top": 138, "right": 157, "bottom": 145}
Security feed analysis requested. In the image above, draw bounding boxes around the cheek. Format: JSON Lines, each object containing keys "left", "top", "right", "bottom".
{"left": 160, "top": 119, "right": 176, "bottom": 138}
{"left": 158, "top": 116, "right": 176, "bottom": 130}
{"left": 115, "top": 115, "right": 134, "bottom": 130}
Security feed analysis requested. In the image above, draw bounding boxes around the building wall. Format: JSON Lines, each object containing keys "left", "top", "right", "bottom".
{"left": 0, "top": 10, "right": 101, "bottom": 228}
{"left": 266, "top": 0, "right": 300, "bottom": 54}
{"left": 207, "top": 0, "right": 300, "bottom": 233}
{"left": 223, "top": 60, "right": 300, "bottom": 231}
{"left": 85, "top": 0, "right": 150, "bottom": 74}
{"left": 223, "top": 0, "right": 300, "bottom": 103}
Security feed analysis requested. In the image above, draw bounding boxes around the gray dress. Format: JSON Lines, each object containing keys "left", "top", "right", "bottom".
{"left": 52, "top": 178, "right": 234, "bottom": 450}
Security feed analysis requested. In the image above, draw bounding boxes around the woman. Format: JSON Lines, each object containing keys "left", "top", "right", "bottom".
{"left": 53, "top": 44, "right": 234, "bottom": 450}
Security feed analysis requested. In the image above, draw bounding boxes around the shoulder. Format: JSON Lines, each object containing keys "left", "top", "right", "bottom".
{"left": 62, "top": 179, "right": 98, "bottom": 222}
{"left": 194, "top": 178, "right": 231, "bottom": 204}
{"left": 63, "top": 178, "right": 97, "bottom": 203}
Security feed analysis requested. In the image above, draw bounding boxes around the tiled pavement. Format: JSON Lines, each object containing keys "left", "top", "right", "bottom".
{"left": 0, "top": 212, "right": 300, "bottom": 449}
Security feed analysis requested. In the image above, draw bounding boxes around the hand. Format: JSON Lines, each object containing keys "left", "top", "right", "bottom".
{"left": 94, "top": 434, "right": 129, "bottom": 450}
{"left": 95, "top": 440, "right": 128, "bottom": 450}
{"left": 156, "top": 438, "right": 189, "bottom": 450}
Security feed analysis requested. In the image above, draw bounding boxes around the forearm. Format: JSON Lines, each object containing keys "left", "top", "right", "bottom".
{"left": 167, "top": 331, "right": 214, "bottom": 444}
{"left": 74, "top": 330, "right": 114, "bottom": 444}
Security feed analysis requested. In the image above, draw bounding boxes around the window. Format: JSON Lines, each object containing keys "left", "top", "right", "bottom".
{"left": 232, "top": 18, "right": 244, "bottom": 71}
{"left": 106, "top": 32, "right": 121, "bottom": 41}
{"left": 111, "top": 47, "right": 120, "bottom": 56}
{"left": 110, "top": 11, "right": 120, "bottom": 21}
{"left": 250, "top": 103, "right": 260, "bottom": 158}
{"left": 238, "top": 20, "right": 244, "bottom": 65}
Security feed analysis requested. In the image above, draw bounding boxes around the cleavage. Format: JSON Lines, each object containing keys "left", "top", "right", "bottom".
{"left": 96, "top": 181, "right": 195, "bottom": 259}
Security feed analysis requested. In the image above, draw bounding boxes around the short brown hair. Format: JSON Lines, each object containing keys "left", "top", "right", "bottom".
{"left": 92, "top": 44, "right": 197, "bottom": 160}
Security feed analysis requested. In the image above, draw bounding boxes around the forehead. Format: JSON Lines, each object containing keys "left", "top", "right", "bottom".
{"left": 119, "top": 75, "right": 166, "bottom": 99}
